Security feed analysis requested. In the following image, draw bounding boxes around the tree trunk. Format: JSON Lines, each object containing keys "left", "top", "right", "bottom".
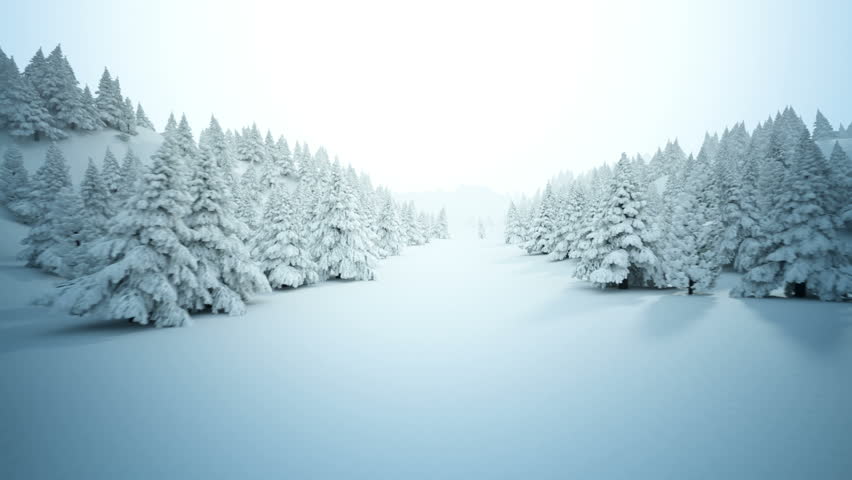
{"left": 792, "top": 282, "right": 807, "bottom": 298}
{"left": 687, "top": 279, "right": 695, "bottom": 295}
{"left": 618, "top": 278, "right": 629, "bottom": 290}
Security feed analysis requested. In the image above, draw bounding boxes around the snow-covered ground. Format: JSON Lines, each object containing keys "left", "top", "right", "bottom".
{"left": 1, "top": 221, "right": 850, "bottom": 479}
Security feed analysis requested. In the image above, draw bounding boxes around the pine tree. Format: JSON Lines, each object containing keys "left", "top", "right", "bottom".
{"left": 55, "top": 125, "right": 200, "bottom": 327}
{"left": 661, "top": 155, "right": 720, "bottom": 294}
{"left": 121, "top": 97, "right": 138, "bottom": 135}
{"left": 715, "top": 122, "right": 752, "bottom": 265}
{"left": 263, "top": 132, "right": 294, "bottom": 189}
{"left": 417, "top": 211, "right": 432, "bottom": 243}
{"left": 235, "top": 163, "right": 263, "bottom": 230}
{"left": 0, "top": 144, "right": 34, "bottom": 222}
{"left": 812, "top": 109, "right": 835, "bottom": 141}
{"left": 828, "top": 142, "right": 852, "bottom": 226}
{"left": 30, "top": 185, "right": 84, "bottom": 278}
{"left": 277, "top": 135, "right": 295, "bottom": 176}
{"left": 478, "top": 218, "right": 486, "bottom": 239}
{"left": 311, "top": 162, "right": 377, "bottom": 281}
{"left": 252, "top": 189, "right": 319, "bottom": 289}
{"left": 135, "top": 102, "right": 155, "bottom": 130}
{"left": 0, "top": 57, "right": 65, "bottom": 140}
{"left": 575, "top": 154, "right": 662, "bottom": 289}
{"left": 732, "top": 147, "right": 765, "bottom": 272}
{"left": 199, "top": 115, "right": 237, "bottom": 193}
{"left": 0, "top": 144, "right": 28, "bottom": 204}
{"left": 76, "top": 159, "right": 112, "bottom": 275}
{"left": 376, "top": 191, "right": 403, "bottom": 256}
{"left": 95, "top": 68, "right": 123, "bottom": 130}
{"left": 174, "top": 114, "right": 198, "bottom": 161}
{"left": 101, "top": 147, "right": 123, "bottom": 198}
{"left": 119, "top": 147, "right": 143, "bottom": 200}
{"left": 42, "top": 45, "right": 89, "bottom": 130}
{"left": 184, "top": 142, "right": 270, "bottom": 314}
{"left": 437, "top": 207, "right": 450, "bottom": 239}
{"left": 732, "top": 130, "right": 851, "bottom": 301}
{"left": 525, "top": 183, "right": 556, "bottom": 254}
{"left": 237, "top": 123, "right": 266, "bottom": 164}
{"left": 548, "top": 185, "right": 584, "bottom": 261}
{"left": 22, "top": 48, "right": 49, "bottom": 100}
{"left": 504, "top": 201, "right": 523, "bottom": 244}
{"left": 19, "top": 143, "right": 73, "bottom": 269}
{"left": 78, "top": 85, "right": 102, "bottom": 130}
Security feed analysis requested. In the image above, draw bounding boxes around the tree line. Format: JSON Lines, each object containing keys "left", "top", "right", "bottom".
{"left": 506, "top": 107, "right": 851, "bottom": 301}
{"left": 0, "top": 45, "right": 450, "bottom": 327}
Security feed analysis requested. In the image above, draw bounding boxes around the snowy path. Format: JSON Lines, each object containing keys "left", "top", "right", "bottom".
{"left": 1, "top": 238, "right": 851, "bottom": 479}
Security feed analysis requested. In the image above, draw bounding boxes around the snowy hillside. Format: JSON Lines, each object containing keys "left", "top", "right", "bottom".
{"left": 0, "top": 127, "right": 162, "bottom": 182}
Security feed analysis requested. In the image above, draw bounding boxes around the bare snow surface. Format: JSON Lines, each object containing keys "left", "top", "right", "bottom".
{"left": 1, "top": 227, "right": 851, "bottom": 479}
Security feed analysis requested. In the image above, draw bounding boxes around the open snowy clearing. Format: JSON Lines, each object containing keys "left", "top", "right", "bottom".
{"left": 1, "top": 230, "right": 850, "bottom": 479}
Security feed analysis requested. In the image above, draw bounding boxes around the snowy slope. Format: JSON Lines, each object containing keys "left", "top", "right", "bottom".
{"left": 1, "top": 239, "right": 850, "bottom": 479}
{"left": 0, "top": 127, "right": 163, "bottom": 183}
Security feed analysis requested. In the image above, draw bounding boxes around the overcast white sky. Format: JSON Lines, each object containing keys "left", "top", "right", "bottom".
{"left": 3, "top": 0, "right": 851, "bottom": 194}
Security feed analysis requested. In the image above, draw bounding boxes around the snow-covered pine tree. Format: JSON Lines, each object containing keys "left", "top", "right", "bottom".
{"left": 263, "top": 132, "right": 294, "bottom": 190}
{"left": 100, "top": 147, "right": 123, "bottom": 201}
{"left": 542, "top": 188, "right": 568, "bottom": 255}
{"left": 376, "top": 190, "right": 403, "bottom": 256}
{"left": 715, "top": 122, "right": 752, "bottom": 265}
{"left": 95, "top": 68, "right": 123, "bottom": 130}
{"left": 355, "top": 171, "right": 382, "bottom": 257}
{"left": 575, "top": 154, "right": 662, "bottom": 289}
{"left": 417, "top": 211, "right": 432, "bottom": 243}
{"left": 19, "top": 143, "right": 73, "bottom": 268}
{"left": 478, "top": 218, "right": 486, "bottom": 239}
{"left": 121, "top": 97, "right": 138, "bottom": 135}
{"left": 732, "top": 129, "right": 851, "bottom": 301}
{"left": 135, "top": 102, "right": 155, "bottom": 130}
{"left": 828, "top": 142, "right": 852, "bottom": 226}
{"left": 0, "top": 144, "right": 28, "bottom": 204}
{"left": 174, "top": 114, "right": 198, "bottom": 160}
{"left": 504, "top": 201, "right": 522, "bottom": 244}
{"left": 0, "top": 57, "right": 65, "bottom": 141}
{"left": 311, "top": 162, "right": 377, "bottom": 281}
{"left": 252, "top": 188, "right": 319, "bottom": 289}
{"left": 696, "top": 132, "right": 720, "bottom": 165}
{"left": 437, "top": 207, "right": 450, "bottom": 239}
{"left": 75, "top": 158, "right": 112, "bottom": 275}
{"left": 42, "top": 45, "right": 89, "bottom": 131}
{"left": 661, "top": 155, "right": 721, "bottom": 294}
{"left": 812, "top": 109, "right": 835, "bottom": 141}
{"left": 119, "top": 147, "right": 143, "bottom": 200}
{"left": 199, "top": 115, "right": 237, "bottom": 194}
{"left": 184, "top": 141, "right": 270, "bottom": 314}
{"left": 293, "top": 142, "right": 304, "bottom": 176}
{"left": 235, "top": 163, "right": 263, "bottom": 230}
{"left": 55, "top": 122, "right": 200, "bottom": 327}
{"left": 78, "top": 85, "right": 102, "bottom": 130}
{"left": 548, "top": 185, "right": 584, "bottom": 261}
{"left": 733, "top": 125, "right": 771, "bottom": 272}
{"left": 570, "top": 171, "right": 610, "bottom": 277}
{"left": 30, "top": 185, "right": 84, "bottom": 278}
{"left": 237, "top": 123, "right": 267, "bottom": 165}
{"left": 22, "top": 48, "right": 49, "bottom": 100}
{"left": 277, "top": 135, "right": 295, "bottom": 176}
{"left": 1, "top": 144, "right": 34, "bottom": 222}
{"left": 525, "top": 182, "right": 556, "bottom": 255}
